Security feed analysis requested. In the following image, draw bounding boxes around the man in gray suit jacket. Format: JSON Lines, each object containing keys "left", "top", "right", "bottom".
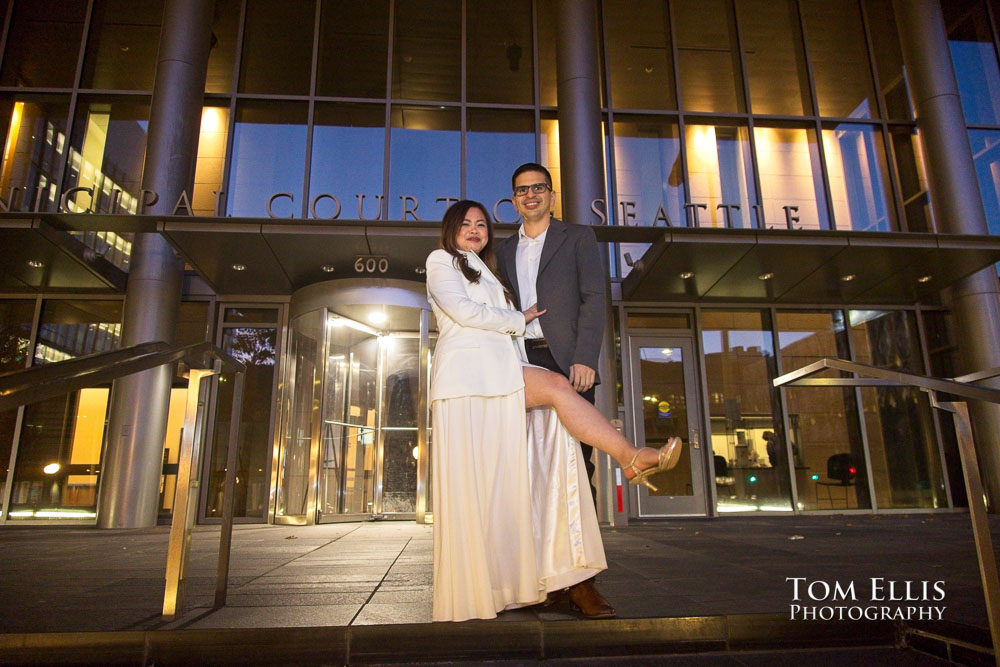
{"left": 497, "top": 162, "right": 614, "bottom": 618}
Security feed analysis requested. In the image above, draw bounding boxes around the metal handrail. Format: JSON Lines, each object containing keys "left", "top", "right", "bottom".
{"left": 774, "top": 359, "right": 1000, "bottom": 665}
{"left": 0, "top": 341, "right": 247, "bottom": 621}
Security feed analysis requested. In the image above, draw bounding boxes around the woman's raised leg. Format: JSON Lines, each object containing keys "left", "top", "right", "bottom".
{"left": 522, "top": 366, "right": 679, "bottom": 484}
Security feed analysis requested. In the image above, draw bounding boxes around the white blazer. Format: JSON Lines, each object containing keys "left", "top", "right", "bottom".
{"left": 426, "top": 248, "right": 527, "bottom": 402}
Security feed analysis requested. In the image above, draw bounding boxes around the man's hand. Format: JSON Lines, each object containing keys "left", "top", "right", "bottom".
{"left": 569, "top": 364, "right": 596, "bottom": 393}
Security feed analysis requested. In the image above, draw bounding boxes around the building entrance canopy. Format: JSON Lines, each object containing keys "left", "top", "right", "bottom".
{"left": 2, "top": 213, "right": 1000, "bottom": 304}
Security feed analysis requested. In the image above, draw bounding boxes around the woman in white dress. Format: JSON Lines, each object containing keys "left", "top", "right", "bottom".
{"left": 427, "top": 200, "right": 681, "bottom": 622}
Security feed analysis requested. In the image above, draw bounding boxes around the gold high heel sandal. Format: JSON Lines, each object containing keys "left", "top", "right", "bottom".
{"left": 624, "top": 437, "right": 683, "bottom": 492}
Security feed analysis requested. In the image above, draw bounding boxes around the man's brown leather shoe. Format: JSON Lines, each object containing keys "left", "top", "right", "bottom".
{"left": 567, "top": 579, "right": 616, "bottom": 618}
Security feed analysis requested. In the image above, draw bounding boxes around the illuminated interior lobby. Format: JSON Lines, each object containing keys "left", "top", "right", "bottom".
{"left": 1, "top": 0, "right": 1000, "bottom": 530}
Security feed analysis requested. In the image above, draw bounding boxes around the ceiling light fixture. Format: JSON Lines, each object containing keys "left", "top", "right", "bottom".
{"left": 27, "top": 259, "right": 44, "bottom": 268}
{"left": 368, "top": 311, "right": 387, "bottom": 325}
{"left": 414, "top": 267, "right": 426, "bottom": 274}
{"left": 231, "top": 263, "right": 246, "bottom": 271}
{"left": 840, "top": 274, "right": 856, "bottom": 282}
{"left": 758, "top": 272, "right": 774, "bottom": 280}
{"left": 322, "top": 265, "right": 335, "bottom": 273}
{"left": 917, "top": 275, "right": 932, "bottom": 283}
{"left": 679, "top": 271, "right": 694, "bottom": 279}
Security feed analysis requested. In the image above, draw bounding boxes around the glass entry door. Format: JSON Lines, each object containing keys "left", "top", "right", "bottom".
{"left": 627, "top": 336, "right": 705, "bottom": 516}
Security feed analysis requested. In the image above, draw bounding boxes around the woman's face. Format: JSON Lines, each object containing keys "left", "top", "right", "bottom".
{"left": 455, "top": 208, "right": 489, "bottom": 254}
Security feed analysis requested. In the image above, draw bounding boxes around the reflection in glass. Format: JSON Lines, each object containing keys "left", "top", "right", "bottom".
{"left": 969, "top": 129, "right": 1000, "bottom": 237}
{"left": 636, "top": 347, "right": 692, "bottom": 497}
{"left": 319, "top": 320, "right": 378, "bottom": 517}
{"left": 9, "top": 300, "right": 122, "bottom": 520}
{"left": 821, "top": 123, "right": 894, "bottom": 231}
{"left": 317, "top": 0, "right": 389, "bottom": 98}
{"left": 0, "top": 0, "right": 86, "bottom": 88}
{"left": 207, "top": 326, "right": 277, "bottom": 519}
{"left": 381, "top": 337, "right": 419, "bottom": 513}
{"left": 0, "top": 300, "right": 36, "bottom": 512}
{"left": 849, "top": 310, "right": 945, "bottom": 509}
{"left": 890, "top": 126, "right": 932, "bottom": 232}
{"left": 702, "top": 310, "right": 787, "bottom": 512}
{"left": 310, "top": 104, "right": 385, "bottom": 218}
{"left": 944, "top": 0, "right": 1000, "bottom": 126}
{"left": 392, "top": 0, "right": 461, "bottom": 101}
{"left": 467, "top": 0, "right": 533, "bottom": 105}
{"left": 80, "top": 0, "right": 163, "bottom": 90}
{"left": 737, "top": 0, "right": 810, "bottom": 116}
{"left": 800, "top": 1, "right": 877, "bottom": 118}
{"left": 0, "top": 97, "right": 69, "bottom": 213}
{"left": 776, "top": 310, "right": 870, "bottom": 511}
{"left": 389, "top": 107, "right": 459, "bottom": 221}
{"left": 685, "top": 123, "right": 757, "bottom": 228}
{"left": 673, "top": 0, "right": 744, "bottom": 113}
{"left": 863, "top": 0, "right": 913, "bottom": 120}
{"left": 227, "top": 102, "right": 308, "bottom": 218}
{"left": 205, "top": 0, "right": 241, "bottom": 94}
{"left": 192, "top": 106, "right": 230, "bottom": 216}
{"left": 540, "top": 115, "right": 564, "bottom": 219}
{"left": 238, "top": 0, "right": 314, "bottom": 95}
{"left": 277, "top": 311, "right": 321, "bottom": 520}
{"left": 604, "top": 0, "right": 676, "bottom": 110}
{"left": 754, "top": 124, "right": 828, "bottom": 230}
{"left": 467, "top": 110, "right": 534, "bottom": 216}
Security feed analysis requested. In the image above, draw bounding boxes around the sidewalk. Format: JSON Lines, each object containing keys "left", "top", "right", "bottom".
{"left": 0, "top": 513, "right": 995, "bottom": 662}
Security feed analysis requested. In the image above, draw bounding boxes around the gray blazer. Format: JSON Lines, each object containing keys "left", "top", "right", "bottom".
{"left": 497, "top": 218, "right": 606, "bottom": 379}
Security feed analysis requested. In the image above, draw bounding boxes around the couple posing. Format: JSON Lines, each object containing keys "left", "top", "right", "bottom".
{"left": 426, "top": 163, "right": 682, "bottom": 622}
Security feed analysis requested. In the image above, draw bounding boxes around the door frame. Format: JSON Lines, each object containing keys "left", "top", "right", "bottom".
{"left": 624, "top": 334, "right": 707, "bottom": 517}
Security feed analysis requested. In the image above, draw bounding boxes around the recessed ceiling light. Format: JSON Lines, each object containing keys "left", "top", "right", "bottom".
{"left": 758, "top": 272, "right": 774, "bottom": 280}
{"left": 840, "top": 274, "right": 856, "bottom": 282}
{"left": 679, "top": 271, "right": 694, "bottom": 279}
{"left": 322, "top": 265, "right": 335, "bottom": 273}
{"left": 644, "top": 65, "right": 654, "bottom": 73}
{"left": 414, "top": 267, "right": 426, "bottom": 274}
{"left": 917, "top": 275, "right": 932, "bottom": 283}
{"left": 27, "top": 259, "right": 44, "bottom": 268}
{"left": 231, "top": 263, "right": 246, "bottom": 271}
{"left": 368, "top": 311, "right": 387, "bottom": 324}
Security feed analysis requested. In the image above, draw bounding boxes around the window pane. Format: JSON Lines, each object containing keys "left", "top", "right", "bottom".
{"left": 537, "top": 0, "right": 558, "bottom": 107}
{"left": 0, "top": 96, "right": 70, "bottom": 213}
{"left": 970, "top": 129, "right": 1000, "bottom": 238}
{"left": 604, "top": 0, "right": 676, "bottom": 110}
{"left": 754, "top": 124, "right": 829, "bottom": 229}
{"left": 317, "top": 0, "right": 389, "bottom": 98}
{"left": 192, "top": 106, "right": 229, "bottom": 216}
{"left": 467, "top": 0, "right": 533, "bottom": 104}
{"left": 223, "top": 307, "right": 278, "bottom": 324}
{"left": 800, "top": 0, "right": 877, "bottom": 118}
{"left": 685, "top": 122, "right": 757, "bottom": 228}
{"left": 207, "top": 327, "right": 277, "bottom": 519}
{"left": 226, "top": 101, "right": 308, "bottom": 218}
{"left": 776, "top": 310, "right": 870, "bottom": 511}
{"left": 9, "top": 300, "right": 122, "bottom": 521}
{"left": 467, "top": 109, "right": 534, "bottom": 220}
{"left": 848, "top": 310, "right": 945, "bottom": 509}
{"left": 612, "top": 115, "right": 683, "bottom": 229}
{"left": 736, "top": 0, "right": 811, "bottom": 116}
{"left": 0, "top": 0, "right": 86, "bottom": 87}
{"left": 673, "top": 0, "right": 744, "bottom": 113}
{"left": 0, "top": 299, "right": 36, "bottom": 514}
{"left": 388, "top": 106, "right": 459, "bottom": 221}
{"left": 205, "top": 0, "right": 241, "bottom": 94}
{"left": 702, "top": 310, "right": 788, "bottom": 513}
{"left": 310, "top": 103, "right": 385, "bottom": 218}
{"left": 890, "top": 125, "right": 932, "bottom": 232}
{"left": 392, "top": 0, "right": 460, "bottom": 102}
{"left": 540, "top": 114, "right": 563, "bottom": 218}
{"left": 64, "top": 97, "right": 150, "bottom": 215}
{"left": 80, "top": 0, "right": 163, "bottom": 90}
{"left": 863, "top": 0, "right": 913, "bottom": 120}
{"left": 944, "top": 0, "right": 1000, "bottom": 125}
{"left": 238, "top": 0, "right": 315, "bottom": 95}
{"left": 821, "top": 123, "right": 895, "bottom": 231}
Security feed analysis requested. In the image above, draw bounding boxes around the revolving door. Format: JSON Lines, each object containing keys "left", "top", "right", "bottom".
{"left": 273, "top": 280, "right": 433, "bottom": 524}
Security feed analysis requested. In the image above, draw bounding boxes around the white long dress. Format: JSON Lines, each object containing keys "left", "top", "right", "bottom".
{"left": 426, "top": 248, "right": 606, "bottom": 622}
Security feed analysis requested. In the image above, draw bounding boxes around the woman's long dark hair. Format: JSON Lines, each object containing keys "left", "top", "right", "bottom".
{"left": 440, "top": 200, "right": 514, "bottom": 301}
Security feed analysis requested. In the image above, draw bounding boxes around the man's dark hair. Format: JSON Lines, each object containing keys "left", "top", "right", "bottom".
{"left": 511, "top": 162, "right": 553, "bottom": 191}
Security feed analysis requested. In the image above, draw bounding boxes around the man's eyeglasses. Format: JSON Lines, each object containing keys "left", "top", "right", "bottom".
{"left": 513, "top": 182, "right": 551, "bottom": 197}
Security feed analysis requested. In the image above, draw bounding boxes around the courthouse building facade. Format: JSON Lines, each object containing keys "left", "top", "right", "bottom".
{"left": 1, "top": 0, "right": 1000, "bottom": 528}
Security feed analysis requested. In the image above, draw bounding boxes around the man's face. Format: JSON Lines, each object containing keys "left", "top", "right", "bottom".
{"left": 513, "top": 170, "right": 555, "bottom": 224}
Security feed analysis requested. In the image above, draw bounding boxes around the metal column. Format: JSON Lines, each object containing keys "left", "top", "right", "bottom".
{"left": 98, "top": 0, "right": 217, "bottom": 528}
{"left": 893, "top": 0, "right": 1000, "bottom": 510}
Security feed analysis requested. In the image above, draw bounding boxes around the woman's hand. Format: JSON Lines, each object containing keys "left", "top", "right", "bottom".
{"left": 522, "top": 303, "right": 546, "bottom": 324}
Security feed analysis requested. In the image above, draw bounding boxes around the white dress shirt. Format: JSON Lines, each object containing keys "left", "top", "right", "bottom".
{"left": 515, "top": 224, "right": 547, "bottom": 340}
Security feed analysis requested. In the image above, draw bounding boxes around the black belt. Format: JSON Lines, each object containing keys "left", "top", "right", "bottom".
{"left": 524, "top": 338, "right": 549, "bottom": 350}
